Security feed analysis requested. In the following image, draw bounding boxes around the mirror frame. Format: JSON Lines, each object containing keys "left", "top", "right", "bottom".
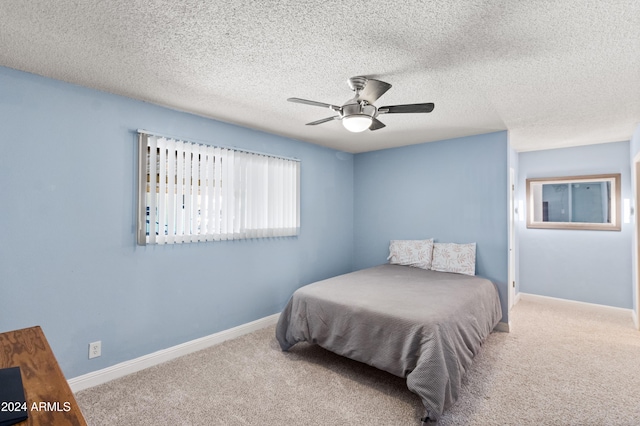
{"left": 526, "top": 173, "right": 621, "bottom": 231}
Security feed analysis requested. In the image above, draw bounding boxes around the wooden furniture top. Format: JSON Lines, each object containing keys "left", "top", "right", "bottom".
{"left": 0, "top": 326, "right": 87, "bottom": 426}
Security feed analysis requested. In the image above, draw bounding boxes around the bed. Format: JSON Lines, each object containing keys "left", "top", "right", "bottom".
{"left": 275, "top": 263, "right": 502, "bottom": 423}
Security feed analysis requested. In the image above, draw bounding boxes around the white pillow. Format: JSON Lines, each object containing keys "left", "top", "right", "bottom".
{"left": 387, "top": 239, "right": 434, "bottom": 270}
{"left": 431, "top": 242, "right": 476, "bottom": 276}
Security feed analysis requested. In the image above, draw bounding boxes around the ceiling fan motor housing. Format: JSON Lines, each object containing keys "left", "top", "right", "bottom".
{"left": 347, "top": 76, "right": 368, "bottom": 92}
{"left": 341, "top": 102, "right": 377, "bottom": 119}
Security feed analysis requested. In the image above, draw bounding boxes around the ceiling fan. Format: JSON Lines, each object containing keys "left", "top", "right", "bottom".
{"left": 287, "top": 76, "right": 434, "bottom": 133}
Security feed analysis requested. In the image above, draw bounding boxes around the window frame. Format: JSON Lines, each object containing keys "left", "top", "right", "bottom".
{"left": 525, "top": 173, "right": 621, "bottom": 231}
{"left": 136, "top": 131, "right": 300, "bottom": 245}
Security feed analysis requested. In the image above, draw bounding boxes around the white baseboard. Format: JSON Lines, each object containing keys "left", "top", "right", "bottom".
{"left": 518, "top": 292, "right": 634, "bottom": 315}
{"left": 499, "top": 290, "right": 522, "bottom": 332}
{"left": 68, "top": 313, "right": 280, "bottom": 393}
{"left": 513, "top": 292, "right": 522, "bottom": 306}
{"left": 633, "top": 309, "right": 639, "bottom": 330}
{"left": 494, "top": 321, "right": 510, "bottom": 332}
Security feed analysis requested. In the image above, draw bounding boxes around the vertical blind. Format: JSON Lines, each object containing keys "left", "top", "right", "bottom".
{"left": 137, "top": 132, "right": 300, "bottom": 245}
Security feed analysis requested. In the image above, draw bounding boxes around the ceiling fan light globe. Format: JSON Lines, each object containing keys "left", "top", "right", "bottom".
{"left": 342, "top": 115, "right": 372, "bottom": 132}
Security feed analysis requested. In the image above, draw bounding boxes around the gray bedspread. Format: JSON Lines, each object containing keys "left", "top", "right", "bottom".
{"left": 275, "top": 264, "right": 502, "bottom": 420}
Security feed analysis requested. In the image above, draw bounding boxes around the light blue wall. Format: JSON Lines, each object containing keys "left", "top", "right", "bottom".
{"left": 0, "top": 67, "right": 354, "bottom": 378}
{"left": 353, "top": 131, "right": 510, "bottom": 323}
{"left": 630, "top": 123, "right": 640, "bottom": 315}
{"left": 517, "top": 141, "right": 632, "bottom": 308}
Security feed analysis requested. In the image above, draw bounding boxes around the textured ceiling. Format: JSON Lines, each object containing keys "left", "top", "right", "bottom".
{"left": 1, "top": 0, "right": 639, "bottom": 153}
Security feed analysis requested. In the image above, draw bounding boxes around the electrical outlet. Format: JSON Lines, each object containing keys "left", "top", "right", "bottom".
{"left": 89, "top": 341, "right": 101, "bottom": 359}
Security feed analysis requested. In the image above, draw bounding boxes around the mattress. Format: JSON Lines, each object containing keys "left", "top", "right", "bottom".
{"left": 276, "top": 264, "right": 502, "bottom": 420}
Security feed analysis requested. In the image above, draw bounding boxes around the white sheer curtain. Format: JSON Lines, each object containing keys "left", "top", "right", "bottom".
{"left": 137, "top": 132, "right": 300, "bottom": 245}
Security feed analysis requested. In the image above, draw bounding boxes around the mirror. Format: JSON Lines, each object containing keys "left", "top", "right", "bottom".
{"left": 526, "top": 174, "right": 621, "bottom": 231}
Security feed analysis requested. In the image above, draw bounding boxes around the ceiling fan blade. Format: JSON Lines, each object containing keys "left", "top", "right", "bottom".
{"left": 306, "top": 116, "right": 340, "bottom": 126}
{"left": 356, "top": 79, "right": 392, "bottom": 104}
{"left": 369, "top": 118, "right": 386, "bottom": 131}
{"left": 288, "top": 97, "right": 341, "bottom": 111}
{"left": 378, "top": 103, "right": 435, "bottom": 114}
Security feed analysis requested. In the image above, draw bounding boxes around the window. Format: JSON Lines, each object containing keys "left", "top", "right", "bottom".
{"left": 136, "top": 132, "right": 300, "bottom": 245}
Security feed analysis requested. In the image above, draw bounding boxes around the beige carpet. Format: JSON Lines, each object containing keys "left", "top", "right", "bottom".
{"left": 76, "top": 295, "right": 640, "bottom": 425}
